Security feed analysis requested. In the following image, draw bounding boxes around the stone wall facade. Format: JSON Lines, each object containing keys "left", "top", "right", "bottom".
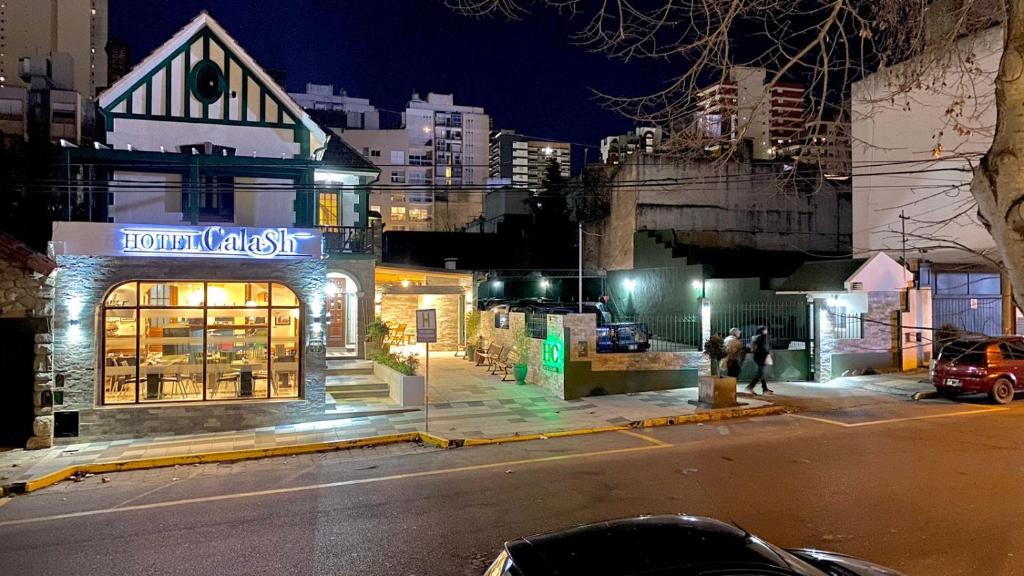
{"left": 326, "top": 257, "right": 375, "bottom": 359}
{"left": 817, "top": 292, "right": 900, "bottom": 381}
{"left": 0, "top": 252, "right": 55, "bottom": 449}
{"left": 53, "top": 255, "right": 327, "bottom": 440}
{"left": 380, "top": 288, "right": 463, "bottom": 351}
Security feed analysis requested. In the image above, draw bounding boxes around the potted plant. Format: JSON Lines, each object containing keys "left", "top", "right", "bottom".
{"left": 703, "top": 333, "right": 727, "bottom": 377}
{"left": 695, "top": 333, "right": 738, "bottom": 409}
{"left": 465, "top": 309, "right": 481, "bottom": 361}
{"left": 512, "top": 324, "right": 531, "bottom": 384}
{"left": 365, "top": 319, "right": 390, "bottom": 357}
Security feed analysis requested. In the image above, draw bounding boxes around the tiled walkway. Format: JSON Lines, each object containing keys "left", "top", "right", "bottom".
{"left": 0, "top": 353, "right": 774, "bottom": 488}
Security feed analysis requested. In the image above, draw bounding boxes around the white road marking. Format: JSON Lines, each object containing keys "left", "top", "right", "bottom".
{"left": 789, "top": 406, "right": 1010, "bottom": 428}
{"left": 0, "top": 444, "right": 668, "bottom": 528}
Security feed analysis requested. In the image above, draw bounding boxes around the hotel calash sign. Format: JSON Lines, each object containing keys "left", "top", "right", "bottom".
{"left": 416, "top": 309, "right": 437, "bottom": 344}
{"left": 119, "top": 225, "right": 319, "bottom": 259}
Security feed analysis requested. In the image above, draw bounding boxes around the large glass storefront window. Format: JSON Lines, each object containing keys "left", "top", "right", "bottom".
{"left": 102, "top": 281, "right": 302, "bottom": 404}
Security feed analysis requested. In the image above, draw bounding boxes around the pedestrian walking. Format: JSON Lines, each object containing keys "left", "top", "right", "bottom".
{"left": 746, "top": 326, "right": 774, "bottom": 395}
{"left": 723, "top": 328, "right": 744, "bottom": 378}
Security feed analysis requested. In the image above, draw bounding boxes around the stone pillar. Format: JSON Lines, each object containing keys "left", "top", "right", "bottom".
{"left": 28, "top": 274, "right": 55, "bottom": 449}
{"left": 815, "top": 298, "right": 834, "bottom": 383}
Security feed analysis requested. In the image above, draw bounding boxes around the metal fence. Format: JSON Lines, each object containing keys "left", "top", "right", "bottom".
{"left": 832, "top": 312, "right": 864, "bottom": 340}
{"left": 621, "top": 313, "right": 702, "bottom": 352}
{"left": 710, "top": 301, "right": 808, "bottom": 348}
{"left": 933, "top": 296, "right": 1003, "bottom": 338}
{"left": 525, "top": 313, "right": 548, "bottom": 339}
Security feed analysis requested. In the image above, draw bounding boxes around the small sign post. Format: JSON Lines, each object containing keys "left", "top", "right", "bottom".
{"left": 416, "top": 309, "right": 437, "bottom": 432}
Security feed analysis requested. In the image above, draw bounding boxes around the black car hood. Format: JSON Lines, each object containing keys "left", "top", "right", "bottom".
{"left": 788, "top": 548, "right": 906, "bottom": 576}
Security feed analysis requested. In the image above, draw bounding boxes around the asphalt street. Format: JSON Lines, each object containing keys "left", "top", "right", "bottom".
{"left": 2, "top": 384, "right": 1023, "bottom": 576}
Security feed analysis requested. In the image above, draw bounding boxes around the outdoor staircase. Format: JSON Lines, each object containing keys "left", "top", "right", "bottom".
{"left": 324, "top": 358, "right": 390, "bottom": 403}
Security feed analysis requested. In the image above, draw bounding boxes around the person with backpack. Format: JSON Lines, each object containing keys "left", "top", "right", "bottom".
{"left": 745, "top": 325, "right": 774, "bottom": 395}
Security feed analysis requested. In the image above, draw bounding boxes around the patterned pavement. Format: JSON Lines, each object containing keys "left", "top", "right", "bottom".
{"left": 0, "top": 353, "right": 774, "bottom": 488}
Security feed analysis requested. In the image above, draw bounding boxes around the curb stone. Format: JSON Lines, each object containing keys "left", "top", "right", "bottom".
{"left": 1, "top": 403, "right": 785, "bottom": 494}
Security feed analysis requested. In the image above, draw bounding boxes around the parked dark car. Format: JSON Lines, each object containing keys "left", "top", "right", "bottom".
{"left": 483, "top": 515, "right": 904, "bottom": 576}
{"left": 932, "top": 337, "right": 1024, "bottom": 403}
{"left": 596, "top": 322, "right": 650, "bottom": 353}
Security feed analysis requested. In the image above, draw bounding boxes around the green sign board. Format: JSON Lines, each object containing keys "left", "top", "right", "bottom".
{"left": 542, "top": 336, "right": 563, "bottom": 373}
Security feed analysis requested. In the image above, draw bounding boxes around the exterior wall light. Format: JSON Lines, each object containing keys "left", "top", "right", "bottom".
{"left": 540, "top": 279, "right": 549, "bottom": 289}
{"left": 623, "top": 278, "right": 636, "bottom": 292}
{"left": 325, "top": 283, "right": 339, "bottom": 297}
{"left": 401, "top": 280, "right": 411, "bottom": 288}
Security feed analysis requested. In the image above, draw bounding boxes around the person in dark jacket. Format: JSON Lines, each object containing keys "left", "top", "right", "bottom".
{"left": 745, "top": 326, "right": 773, "bottom": 395}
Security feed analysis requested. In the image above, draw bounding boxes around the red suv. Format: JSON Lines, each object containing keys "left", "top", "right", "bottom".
{"left": 933, "top": 337, "right": 1024, "bottom": 403}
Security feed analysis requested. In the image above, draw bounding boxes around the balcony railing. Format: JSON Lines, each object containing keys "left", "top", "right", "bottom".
{"left": 320, "top": 225, "right": 377, "bottom": 255}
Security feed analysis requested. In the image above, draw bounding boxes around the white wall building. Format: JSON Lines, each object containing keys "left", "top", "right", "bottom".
{"left": 695, "top": 66, "right": 805, "bottom": 161}
{"left": 289, "top": 83, "right": 380, "bottom": 130}
{"left": 340, "top": 92, "right": 490, "bottom": 232}
{"left": 489, "top": 129, "right": 571, "bottom": 190}
{"left": 851, "top": 26, "right": 999, "bottom": 266}
{"left": 599, "top": 127, "right": 663, "bottom": 165}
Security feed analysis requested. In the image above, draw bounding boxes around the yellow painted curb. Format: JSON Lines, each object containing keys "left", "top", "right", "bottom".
{"left": 12, "top": 404, "right": 785, "bottom": 493}
{"left": 20, "top": 432, "right": 424, "bottom": 493}
{"left": 462, "top": 426, "right": 629, "bottom": 447}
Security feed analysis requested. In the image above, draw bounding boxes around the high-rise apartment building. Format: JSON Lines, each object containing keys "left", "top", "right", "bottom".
{"left": 599, "top": 127, "right": 663, "bottom": 164}
{"left": 0, "top": 0, "right": 108, "bottom": 97}
{"left": 489, "top": 129, "right": 571, "bottom": 190}
{"left": 289, "top": 83, "right": 380, "bottom": 130}
{"left": 695, "top": 66, "right": 805, "bottom": 160}
{"left": 105, "top": 38, "right": 130, "bottom": 85}
{"left": 339, "top": 92, "right": 490, "bottom": 231}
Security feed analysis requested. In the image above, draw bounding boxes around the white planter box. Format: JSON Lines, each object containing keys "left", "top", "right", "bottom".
{"left": 373, "top": 362, "right": 425, "bottom": 407}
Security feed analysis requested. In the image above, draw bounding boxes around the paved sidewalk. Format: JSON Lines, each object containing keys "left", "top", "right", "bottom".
{"left": 829, "top": 371, "right": 934, "bottom": 398}
{"left": 0, "top": 376, "right": 776, "bottom": 490}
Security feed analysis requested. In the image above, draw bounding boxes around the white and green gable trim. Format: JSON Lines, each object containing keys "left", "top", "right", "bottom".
{"left": 97, "top": 12, "right": 327, "bottom": 159}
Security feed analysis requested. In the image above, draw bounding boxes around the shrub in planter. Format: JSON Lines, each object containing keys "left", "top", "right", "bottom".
{"left": 703, "top": 333, "right": 727, "bottom": 377}
{"left": 512, "top": 325, "right": 531, "bottom": 384}
{"left": 371, "top": 351, "right": 419, "bottom": 376}
{"left": 366, "top": 319, "right": 390, "bottom": 356}
{"left": 465, "top": 310, "right": 482, "bottom": 361}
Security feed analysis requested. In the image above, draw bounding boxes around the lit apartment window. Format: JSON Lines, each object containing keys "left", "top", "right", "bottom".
{"left": 391, "top": 207, "right": 407, "bottom": 221}
{"left": 409, "top": 208, "right": 429, "bottom": 222}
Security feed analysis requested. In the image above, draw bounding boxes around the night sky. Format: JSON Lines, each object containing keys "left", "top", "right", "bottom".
{"left": 109, "top": 0, "right": 675, "bottom": 158}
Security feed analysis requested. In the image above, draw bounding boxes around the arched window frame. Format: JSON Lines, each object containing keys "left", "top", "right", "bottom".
{"left": 100, "top": 280, "right": 303, "bottom": 405}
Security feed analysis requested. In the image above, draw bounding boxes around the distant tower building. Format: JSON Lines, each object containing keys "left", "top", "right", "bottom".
{"left": 599, "top": 127, "right": 663, "bottom": 165}
{"left": 105, "top": 39, "right": 130, "bottom": 85}
{"left": 340, "top": 92, "right": 490, "bottom": 232}
{"left": 489, "top": 129, "right": 571, "bottom": 190}
{"left": 289, "top": 83, "right": 381, "bottom": 130}
{"left": 695, "top": 66, "right": 806, "bottom": 160}
{"left": 0, "top": 0, "right": 108, "bottom": 97}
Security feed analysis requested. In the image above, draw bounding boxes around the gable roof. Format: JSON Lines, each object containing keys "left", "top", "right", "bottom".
{"left": 777, "top": 258, "right": 868, "bottom": 293}
{"left": 321, "top": 128, "right": 378, "bottom": 172}
{"left": 97, "top": 11, "right": 326, "bottom": 153}
{"left": 0, "top": 232, "right": 56, "bottom": 276}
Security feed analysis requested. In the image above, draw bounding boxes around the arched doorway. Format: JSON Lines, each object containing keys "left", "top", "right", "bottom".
{"left": 326, "top": 271, "right": 359, "bottom": 354}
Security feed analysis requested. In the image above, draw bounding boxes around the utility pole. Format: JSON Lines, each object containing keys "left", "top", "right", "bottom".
{"left": 578, "top": 147, "right": 588, "bottom": 313}
{"left": 899, "top": 210, "right": 909, "bottom": 267}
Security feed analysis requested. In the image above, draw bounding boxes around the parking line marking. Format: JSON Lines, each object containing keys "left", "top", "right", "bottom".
{"left": 789, "top": 406, "right": 1010, "bottom": 428}
{"left": 617, "top": 429, "right": 670, "bottom": 447}
{"left": 0, "top": 444, "right": 669, "bottom": 528}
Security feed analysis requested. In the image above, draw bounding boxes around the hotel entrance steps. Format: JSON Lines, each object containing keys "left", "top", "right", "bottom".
{"left": 325, "top": 372, "right": 390, "bottom": 400}
{"left": 326, "top": 358, "right": 374, "bottom": 376}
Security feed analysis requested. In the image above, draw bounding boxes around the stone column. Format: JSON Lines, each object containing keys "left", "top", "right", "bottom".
{"left": 28, "top": 273, "right": 55, "bottom": 449}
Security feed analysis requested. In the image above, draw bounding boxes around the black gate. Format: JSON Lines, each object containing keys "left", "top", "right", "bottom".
{"left": 933, "top": 296, "right": 1003, "bottom": 338}
{"left": 0, "top": 320, "right": 37, "bottom": 447}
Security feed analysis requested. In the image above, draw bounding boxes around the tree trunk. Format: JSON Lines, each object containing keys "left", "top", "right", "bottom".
{"left": 972, "top": 0, "right": 1024, "bottom": 325}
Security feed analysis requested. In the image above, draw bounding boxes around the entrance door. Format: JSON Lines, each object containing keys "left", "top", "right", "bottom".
{"left": 327, "top": 277, "right": 347, "bottom": 348}
{"left": 0, "top": 320, "right": 36, "bottom": 447}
